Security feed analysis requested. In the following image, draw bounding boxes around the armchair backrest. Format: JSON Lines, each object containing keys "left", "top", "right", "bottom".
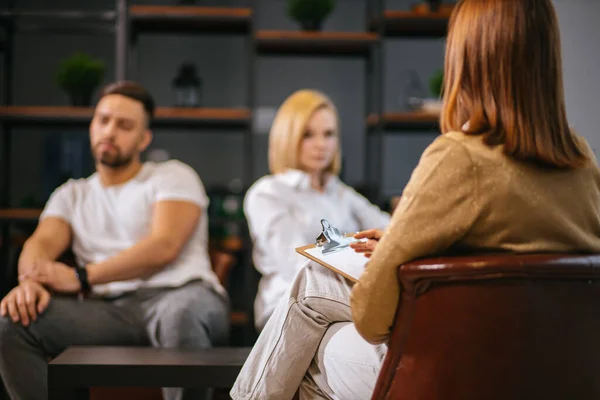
{"left": 372, "top": 254, "right": 600, "bottom": 400}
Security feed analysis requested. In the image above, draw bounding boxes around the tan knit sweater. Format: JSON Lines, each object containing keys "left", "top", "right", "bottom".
{"left": 351, "top": 131, "right": 600, "bottom": 344}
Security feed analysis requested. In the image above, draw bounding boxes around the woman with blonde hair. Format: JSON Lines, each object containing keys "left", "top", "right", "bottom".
{"left": 232, "top": 0, "right": 600, "bottom": 398}
{"left": 244, "top": 89, "right": 389, "bottom": 331}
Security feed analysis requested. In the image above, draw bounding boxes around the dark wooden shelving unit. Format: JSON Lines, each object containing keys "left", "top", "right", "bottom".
{"left": 0, "top": 1, "right": 454, "bottom": 345}
{"left": 0, "top": 2, "right": 259, "bottom": 342}
{"left": 364, "top": 2, "right": 451, "bottom": 200}
{"left": 129, "top": 5, "right": 251, "bottom": 34}
{"left": 256, "top": 31, "right": 379, "bottom": 56}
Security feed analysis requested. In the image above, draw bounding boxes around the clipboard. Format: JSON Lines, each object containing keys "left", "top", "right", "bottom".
{"left": 295, "top": 219, "right": 369, "bottom": 283}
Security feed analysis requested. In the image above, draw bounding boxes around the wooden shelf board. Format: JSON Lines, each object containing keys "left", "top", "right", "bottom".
{"left": 0, "top": 105, "right": 94, "bottom": 125}
{"left": 256, "top": 31, "right": 379, "bottom": 56}
{"left": 230, "top": 311, "right": 249, "bottom": 326}
{"left": 0, "top": 208, "right": 42, "bottom": 220}
{"left": 371, "top": 10, "right": 451, "bottom": 37}
{"left": 368, "top": 112, "right": 440, "bottom": 131}
{"left": 0, "top": 10, "right": 117, "bottom": 21}
{"left": 130, "top": 6, "right": 251, "bottom": 34}
{"left": 0, "top": 106, "right": 251, "bottom": 128}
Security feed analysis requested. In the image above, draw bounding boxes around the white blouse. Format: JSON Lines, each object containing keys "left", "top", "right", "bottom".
{"left": 244, "top": 169, "right": 391, "bottom": 330}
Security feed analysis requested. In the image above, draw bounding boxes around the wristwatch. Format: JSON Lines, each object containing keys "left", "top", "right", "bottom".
{"left": 74, "top": 266, "right": 91, "bottom": 295}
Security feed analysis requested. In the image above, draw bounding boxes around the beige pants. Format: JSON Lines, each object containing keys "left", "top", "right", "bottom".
{"left": 231, "top": 261, "right": 387, "bottom": 400}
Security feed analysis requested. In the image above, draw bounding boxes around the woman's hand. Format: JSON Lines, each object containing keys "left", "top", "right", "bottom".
{"left": 350, "top": 228, "right": 384, "bottom": 258}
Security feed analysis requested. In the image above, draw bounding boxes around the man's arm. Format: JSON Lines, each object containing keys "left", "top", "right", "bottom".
{"left": 18, "top": 217, "right": 72, "bottom": 276}
{"left": 86, "top": 200, "right": 201, "bottom": 285}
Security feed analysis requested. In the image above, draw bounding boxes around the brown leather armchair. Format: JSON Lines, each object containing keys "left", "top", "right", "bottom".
{"left": 372, "top": 253, "right": 600, "bottom": 400}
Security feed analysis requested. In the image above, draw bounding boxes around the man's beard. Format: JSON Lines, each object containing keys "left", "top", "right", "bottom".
{"left": 93, "top": 144, "right": 134, "bottom": 169}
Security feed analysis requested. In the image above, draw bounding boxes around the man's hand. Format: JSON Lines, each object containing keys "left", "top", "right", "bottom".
{"left": 350, "top": 228, "right": 385, "bottom": 258}
{"left": 0, "top": 280, "right": 51, "bottom": 326}
{"left": 20, "top": 260, "right": 81, "bottom": 294}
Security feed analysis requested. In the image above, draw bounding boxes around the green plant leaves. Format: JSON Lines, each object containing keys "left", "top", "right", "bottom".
{"left": 287, "top": 0, "right": 335, "bottom": 24}
{"left": 56, "top": 52, "right": 105, "bottom": 93}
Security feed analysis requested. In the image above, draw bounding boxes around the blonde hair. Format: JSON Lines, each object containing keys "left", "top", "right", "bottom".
{"left": 269, "top": 89, "right": 341, "bottom": 175}
{"left": 441, "top": 0, "right": 589, "bottom": 168}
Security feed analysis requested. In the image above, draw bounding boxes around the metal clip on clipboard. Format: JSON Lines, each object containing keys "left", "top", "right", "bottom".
{"left": 315, "top": 219, "right": 356, "bottom": 255}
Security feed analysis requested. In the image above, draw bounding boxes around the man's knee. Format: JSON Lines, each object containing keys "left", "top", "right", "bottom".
{"left": 155, "top": 304, "right": 212, "bottom": 349}
{"left": 153, "top": 286, "right": 229, "bottom": 348}
{"left": 0, "top": 317, "right": 26, "bottom": 361}
{"left": 0, "top": 316, "right": 13, "bottom": 347}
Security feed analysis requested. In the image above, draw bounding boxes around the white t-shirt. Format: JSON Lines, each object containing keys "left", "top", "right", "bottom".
{"left": 41, "top": 160, "right": 226, "bottom": 298}
{"left": 244, "top": 169, "right": 391, "bottom": 329}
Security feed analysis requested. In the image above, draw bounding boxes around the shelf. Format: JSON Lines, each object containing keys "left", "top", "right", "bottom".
{"left": 256, "top": 31, "right": 378, "bottom": 56}
{"left": 0, "top": 10, "right": 116, "bottom": 22}
{"left": 371, "top": 10, "right": 451, "bottom": 37}
{"left": 130, "top": 6, "right": 251, "bottom": 35}
{"left": 0, "top": 10, "right": 117, "bottom": 35}
{"left": 0, "top": 208, "right": 42, "bottom": 221}
{"left": 368, "top": 112, "right": 440, "bottom": 131}
{"left": 0, "top": 106, "right": 94, "bottom": 124}
{"left": 154, "top": 107, "right": 251, "bottom": 128}
{"left": 0, "top": 106, "right": 251, "bottom": 129}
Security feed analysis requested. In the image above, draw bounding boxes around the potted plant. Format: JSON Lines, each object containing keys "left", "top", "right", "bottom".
{"left": 56, "top": 52, "right": 105, "bottom": 107}
{"left": 287, "top": 0, "right": 336, "bottom": 31}
{"left": 429, "top": 69, "right": 443, "bottom": 98}
{"left": 421, "top": 69, "right": 443, "bottom": 115}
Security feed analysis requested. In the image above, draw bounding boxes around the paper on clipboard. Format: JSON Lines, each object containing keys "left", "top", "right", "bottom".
{"left": 295, "top": 219, "right": 369, "bottom": 282}
{"left": 295, "top": 243, "right": 368, "bottom": 282}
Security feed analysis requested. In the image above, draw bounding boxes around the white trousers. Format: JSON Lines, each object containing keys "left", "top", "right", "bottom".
{"left": 231, "top": 261, "right": 387, "bottom": 400}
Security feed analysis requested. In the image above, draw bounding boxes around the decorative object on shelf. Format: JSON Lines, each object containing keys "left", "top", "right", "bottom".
{"left": 177, "top": 0, "right": 199, "bottom": 4}
{"left": 421, "top": 69, "right": 444, "bottom": 115}
{"left": 412, "top": 2, "right": 454, "bottom": 14}
{"left": 55, "top": 53, "right": 105, "bottom": 107}
{"left": 172, "top": 63, "right": 202, "bottom": 107}
{"left": 429, "top": 69, "right": 443, "bottom": 98}
{"left": 400, "top": 69, "right": 426, "bottom": 111}
{"left": 287, "top": 0, "right": 336, "bottom": 31}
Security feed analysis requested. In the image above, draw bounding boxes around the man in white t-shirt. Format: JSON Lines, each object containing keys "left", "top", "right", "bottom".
{"left": 0, "top": 81, "right": 229, "bottom": 400}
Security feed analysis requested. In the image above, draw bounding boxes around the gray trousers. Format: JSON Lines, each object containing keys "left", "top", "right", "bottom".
{"left": 0, "top": 280, "right": 229, "bottom": 400}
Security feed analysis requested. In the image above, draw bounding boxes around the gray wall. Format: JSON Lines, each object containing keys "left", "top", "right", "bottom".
{"left": 1, "top": 0, "right": 598, "bottom": 207}
{"left": 554, "top": 0, "right": 600, "bottom": 158}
